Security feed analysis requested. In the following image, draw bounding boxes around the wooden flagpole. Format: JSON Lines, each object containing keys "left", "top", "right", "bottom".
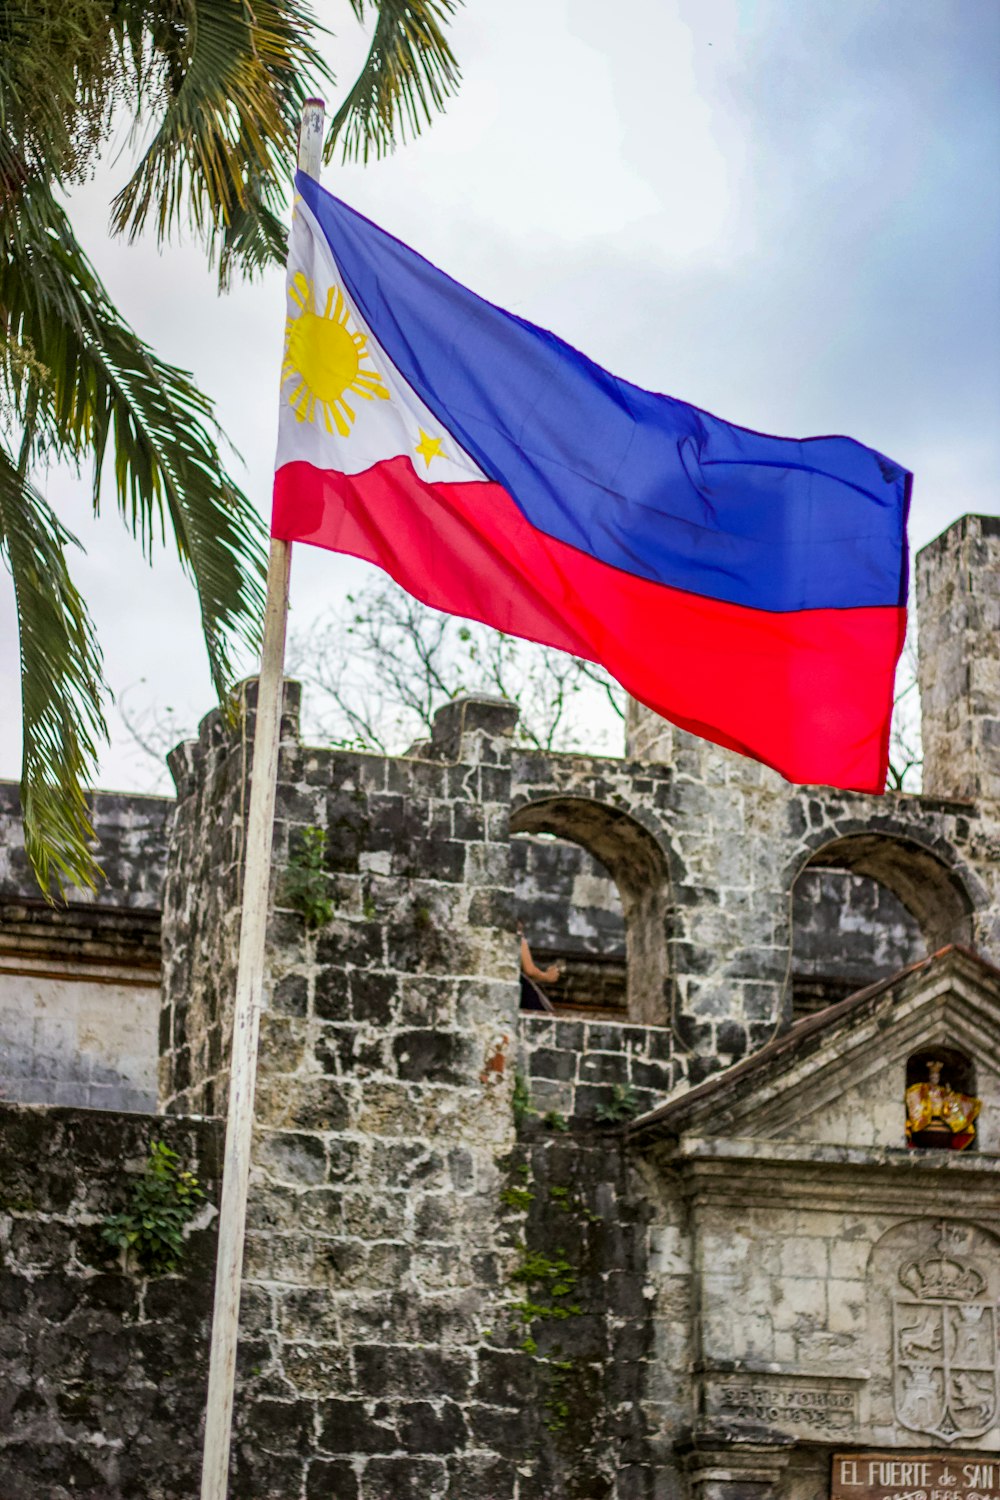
{"left": 199, "top": 97, "right": 326, "bottom": 1500}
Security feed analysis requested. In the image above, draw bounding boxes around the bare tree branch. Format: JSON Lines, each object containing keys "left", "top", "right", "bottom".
{"left": 887, "top": 631, "right": 922, "bottom": 792}
{"left": 288, "top": 577, "right": 626, "bottom": 756}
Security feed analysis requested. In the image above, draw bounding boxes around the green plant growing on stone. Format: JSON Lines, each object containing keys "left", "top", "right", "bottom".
{"left": 281, "top": 826, "right": 334, "bottom": 929}
{"left": 544, "top": 1110, "right": 569, "bottom": 1132}
{"left": 101, "top": 1141, "right": 204, "bottom": 1276}
{"left": 543, "top": 1358, "right": 575, "bottom": 1433}
{"left": 509, "top": 1246, "right": 581, "bottom": 1327}
{"left": 500, "top": 1184, "right": 536, "bottom": 1212}
{"left": 512, "top": 1072, "right": 537, "bottom": 1127}
{"left": 1, "top": 1192, "right": 35, "bottom": 1213}
{"left": 595, "top": 1082, "right": 641, "bottom": 1124}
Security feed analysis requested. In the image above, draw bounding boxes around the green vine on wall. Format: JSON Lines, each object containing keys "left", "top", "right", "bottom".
{"left": 494, "top": 1150, "right": 595, "bottom": 1456}
{"left": 495, "top": 1084, "right": 624, "bottom": 1467}
{"left": 509, "top": 1244, "right": 582, "bottom": 1342}
{"left": 512, "top": 1072, "right": 535, "bottom": 1127}
{"left": 101, "top": 1141, "right": 205, "bottom": 1276}
{"left": 280, "top": 826, "right": 334, "bottom": 929}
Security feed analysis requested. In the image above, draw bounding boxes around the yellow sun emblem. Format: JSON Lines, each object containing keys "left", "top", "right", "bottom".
{"left": 282, "top": 272, "right": 389, "bottom": 436}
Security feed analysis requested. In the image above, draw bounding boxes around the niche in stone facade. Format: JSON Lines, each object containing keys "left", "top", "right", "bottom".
{"left": 510, "top": 797, "right": 670, "bottom": 1025}
{"left": 790, "top": 833, "right": 974, "bottom": 1019}
{"left": 905, "top": 1045, "right": 980, "bottom": 1151}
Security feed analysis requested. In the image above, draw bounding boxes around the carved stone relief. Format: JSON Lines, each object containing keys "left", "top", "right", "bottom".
{"left": 872, "top": 1219, "right": 1000, "bottom": 1446}
{"left": 703, "top": 1374, "right": 859, "bottom": 1439}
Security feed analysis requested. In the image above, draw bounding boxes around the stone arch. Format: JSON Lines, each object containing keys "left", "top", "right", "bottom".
{"left": 799, "top": 830, "right": 975, "bottom": 950}
{"left": 510, "top": 796, "right": 670, "bottom": 1025}
{"left": 787, "top": 828, "right": 977, "bottom": 1018}
{"left": 906, "top": 1043, "right": 977, "bottom": 1100}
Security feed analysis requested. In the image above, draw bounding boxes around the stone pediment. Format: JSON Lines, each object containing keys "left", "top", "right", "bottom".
{"left": 630, "top": 946, "right": 1000, "bottom": 1153}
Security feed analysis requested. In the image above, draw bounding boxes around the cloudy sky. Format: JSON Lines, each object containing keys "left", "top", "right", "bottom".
{"left": 2, "top": 0, "right": 999, "bottom": 792}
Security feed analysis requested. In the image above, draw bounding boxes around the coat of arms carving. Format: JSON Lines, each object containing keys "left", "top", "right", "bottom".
{"left": 893, "top": 1221, "right": 998, "bottom": 1442}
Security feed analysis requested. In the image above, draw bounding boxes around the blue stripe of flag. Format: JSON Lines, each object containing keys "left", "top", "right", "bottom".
{"left": 297, "top": 172, "right": 909, "bottom": 615}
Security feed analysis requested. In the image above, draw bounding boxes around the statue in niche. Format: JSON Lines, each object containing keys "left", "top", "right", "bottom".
{"left": 905, "top": 1059, "right": 980, "bottom": 1150}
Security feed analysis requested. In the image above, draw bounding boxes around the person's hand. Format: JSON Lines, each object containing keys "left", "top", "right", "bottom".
{"left": 541, "top": 963, "right": 562, "bottom": 984}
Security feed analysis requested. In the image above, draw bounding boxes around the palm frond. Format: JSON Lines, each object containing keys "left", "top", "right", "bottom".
{"left": 215, "top": 162, "right": 290, "bottom": 289}
{"left": 329, "top": 0, "right": 462, "bottom": 163}
{"left": 110, "top": 0, "right": 331, "bottom": 277}
{"left": 1, "top": 174, "right": 267, "bottom": 699}
{"left": 0, "top": 0, "right": 125, "bottom": 189}
{"left": 0, "top": 443, "right": 107, "bottom": 896}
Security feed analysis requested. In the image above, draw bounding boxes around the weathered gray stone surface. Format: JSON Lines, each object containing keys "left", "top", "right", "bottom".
{"left": 790, "top": 868, "right": 925, "bottom": 1015}
{"left": 631, "top": 945, "right": 1000, "bottom": 1490}
{"left": 918, "top": 513, "right": 1000, "bottom": 801}
{"left": 0, "top": 782, "right": 173, "bottom": 909}
{"left": 512, "top": 835, "right": 627, "bottom": 1010}
{"left": 0, "top": 1105, "right": 221, "bottom": 1500}
{"left": 0, "top": 511, "right": 998, "bottom": 1498}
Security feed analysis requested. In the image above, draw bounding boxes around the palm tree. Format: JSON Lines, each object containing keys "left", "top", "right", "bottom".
{"left": 0, "top": 0, "right": 461, "bottom": 895}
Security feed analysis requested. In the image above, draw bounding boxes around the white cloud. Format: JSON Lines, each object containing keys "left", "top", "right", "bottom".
{"left": 2, "top": 0, "right": 998, "bottom": 793}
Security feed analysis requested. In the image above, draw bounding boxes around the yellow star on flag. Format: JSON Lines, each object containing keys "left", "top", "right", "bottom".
{"left": 414, "top": 428, "right": 444, "bottom": 468}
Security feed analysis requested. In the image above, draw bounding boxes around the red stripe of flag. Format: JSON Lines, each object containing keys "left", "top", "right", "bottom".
{"left": 273, "top": 457, "right": 904, "bottom": 792}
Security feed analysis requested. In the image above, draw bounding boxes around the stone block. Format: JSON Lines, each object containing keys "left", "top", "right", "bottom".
{"left": 255, "top": 1130, "right": 328, "bottom": 1186}
{"left": 528, "top": 1047, "right": 577, "bottom": 1082}
{"left": 444, "top": 1452, "right": 518, "bottom": 1499}
{"left": 395, "top": 1399, "right": 467, "bottom": 1453}
{"left": 362, "top": 1456, "right": 449, "bottom": 1500}
{"left": 307, "top": 1457, "right": 362, "bottom": 1499}
{"left": 829, "top": 1239, "right": 869, "bottom": 1281}
{"left": 352, "top": 1345, "right": 474, "bottom": 1401}
{"left": 474, "top": 1347, "right": 535, "bottom": 1406}
{"left": 318, "top": 1398, "right": 397, "bottom": 1454}
{"left": 826, "top": 1277, "right": 865, "bottom": 1334}
{"left": 245, "top": 1396, "right": 317, "bottom": 1455}
{"left": 392, "top": 1030, "right": 476, "bottom": 1086}
{"left": 314, "top": 969, "right": 352, "bottom": 1023}
{"left": 779, "top": 1237, "right": 830, "bottom": 1280}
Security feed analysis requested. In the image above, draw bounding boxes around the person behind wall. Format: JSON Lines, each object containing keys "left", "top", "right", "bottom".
{"left": 518, "top": 920, "right": 562, "bottom": 1013}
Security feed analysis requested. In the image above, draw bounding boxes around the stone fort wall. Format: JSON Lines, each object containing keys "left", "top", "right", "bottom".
{"left": 0, "top": 513, "right": 997, "bottom": 1498}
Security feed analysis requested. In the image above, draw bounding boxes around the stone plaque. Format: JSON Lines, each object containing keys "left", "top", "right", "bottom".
{"left": 832, "top": 1452, "right": 999, "bottom": 1500}
{"left": 709, "top": 1377, "right": 857, "bottom": 1436}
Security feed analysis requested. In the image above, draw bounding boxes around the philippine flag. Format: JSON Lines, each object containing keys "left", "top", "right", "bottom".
{"left": 272, "top": 173, "right": 910, "bottom": 793}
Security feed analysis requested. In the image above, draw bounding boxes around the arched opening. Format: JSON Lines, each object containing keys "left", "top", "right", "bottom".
{"left": 790, "top": 833, "right": 974, "bottom": 1019}
{"left": 905, "top": 1045, "right": 979, "bottom": 1151}
{"left": 510, "top": 797, "right": 670, "bottom": 1025}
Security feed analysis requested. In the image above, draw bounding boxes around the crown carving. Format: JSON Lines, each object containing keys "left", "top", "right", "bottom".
{"left": 899, "top": 1255, "right": 985, "bottom": 1302}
